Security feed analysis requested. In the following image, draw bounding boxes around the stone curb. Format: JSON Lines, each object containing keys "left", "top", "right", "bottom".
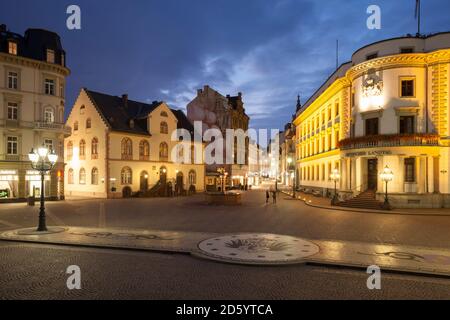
{"left": 280, "top": 191, "right": 450, "bottom": 217}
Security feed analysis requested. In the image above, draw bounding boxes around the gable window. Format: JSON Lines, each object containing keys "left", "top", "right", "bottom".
{"left": 86, "top": 118, "right": 92, "bottom": 129}
{"left": 7, "top": 137, "right": 18, "bottom": 155}
{"left": 121, "top": 138, "right": 133, "bottom": 160}
{"left": 68, "top": 169, "right": 74, "bottom": 184}
{"left": 7, "top": 103, "right": 18, "bottom": 120}
{"left": 365, "top": 118, "right": 379, "bottom": 136}
{"left": 91, "top": 138, "right": 99, "bottom": 159}
{"left": 121, "top": 167, "right": 132, "bottom": 185}
{"left": 161, "top": 111, "right": 168, "bottom": 117}
{"left": 46, "top": 49, "right": 55, "bottom": 63}
{"left": 79, "top": 168, "right": 86, "bottom": 185}
{"left": 80, "top": 105, "right": 85, "bottom": 115}
{"left": 44, "top": 79, "right": 55, "bottom": 95}
{"left": 91, "top": 168, "right": 99, "bottom": 185}
{"left": 160, "top": 122, "right": 168, "bottom": 134}
{"left": 44, "top": 108, "right": 54, "bottom": 123}
{"left": 400, "top": 78, "right": 415, "bottom": 97}
{"left": 8, "top": 41, "right": 17, "bottom": 55}
{"left": 74, "top": 121, "right": 79, "bottom": 131}
{"left": 7, "top": 71, "right": 18, "bottom": 89}
{"left": 404, "top": 158, "right": 416, "bottom": 183}
{"left": 399, "top": 116, "right": 415, "bottom": 134}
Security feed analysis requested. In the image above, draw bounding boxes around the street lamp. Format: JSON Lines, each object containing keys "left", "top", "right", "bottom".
{"left": 28, "top": 145, "right": 58, "bottom": 232}
{"left": 287, "top": 157, "right": 296, "bottom": 198}
{"left": 330, "top": 168, "right": 340, "bottom": 205}
{"left": 380, "top": 165, "right": 394, "bottom": 210}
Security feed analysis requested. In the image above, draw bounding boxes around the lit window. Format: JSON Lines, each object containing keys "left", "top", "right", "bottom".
{"left": 67, "top": 142, "right": 73, "bottom": 160}
{"left": 7, "top": 137, "right": 18, "bottom": 155}
{"left": 91, "top": 138, "right": 99, "bottom": 159}
{"left": 7, "top": 71, "right": 18, "bottom": 89}
{"left": 7, "top": 103, "right": 18, "bottom": 120}
{"left": 121, "top": 138, "right": 133, "bottom": 160}
{"left": 121, "top": 167, "right": 132, "bottom": 185}
{"left": 8, "top": 42, "right": 17, "bottom": 55}
{"left": 44, "top": 139, "right": 53, "bottom": 152}
{"left": 404, "top": 158, "right": 416, "bottom": 183}
{"left": 159, "top": 142, "right": 168, "bottom": 161}
{"left": 79, "top": 140, "right": 86, "bottom": 158}
{"left": 46, "top": 49, "right": 55, "bottom": 63}
{"left": 44, "top": 79, "right": 55, "bottom": 95}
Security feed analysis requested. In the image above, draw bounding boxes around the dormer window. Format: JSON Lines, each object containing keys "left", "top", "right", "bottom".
{"left": 8, "top": 41, "right": 17, "bottom": 55}
{"left": 46, "top": 49, "right": 55, "bottom": 63}
{"left": 366, "top": 53, "right": 378, "bottom": 60}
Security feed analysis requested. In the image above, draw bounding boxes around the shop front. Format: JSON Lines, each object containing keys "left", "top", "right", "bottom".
{"left": 0, "top": 170, "right": 19, "bottom": 200}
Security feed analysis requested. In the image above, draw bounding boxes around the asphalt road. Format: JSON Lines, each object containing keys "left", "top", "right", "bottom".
{"left": 0, "top": 190, "right": 449, "bottom": 299}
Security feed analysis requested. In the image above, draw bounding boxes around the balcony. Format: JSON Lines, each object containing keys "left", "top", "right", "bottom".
{"left": 34, "top": 122, "right": 71, "bottom": 136}
{"left": 338, "top": 134, "right": 440, "bottom": 150}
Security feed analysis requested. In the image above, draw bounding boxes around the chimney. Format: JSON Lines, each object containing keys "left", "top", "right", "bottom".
{"left": 197, "top": 89, "right": 203, "bottom": 96}
{"left": 122, "top": 94, "right": 128, "bottom": 108}
{"left": 238, "top": 92, "right": 242, "bottom": 97}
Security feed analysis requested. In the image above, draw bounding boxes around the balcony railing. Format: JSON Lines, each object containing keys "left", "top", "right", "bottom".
{"left": 35, "top": 122, "right": 71, "bottom": 135}
{"left": 338, "top": 134, "right": 440, "bottom": 150}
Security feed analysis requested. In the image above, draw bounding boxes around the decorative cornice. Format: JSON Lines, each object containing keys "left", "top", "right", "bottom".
{"left": 0, "top": 53, "right": 70, "bottom": 77}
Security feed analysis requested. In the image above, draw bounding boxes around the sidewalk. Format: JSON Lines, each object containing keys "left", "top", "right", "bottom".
{"left": 1, "top": 226, "right": 450, "bottom": 276}
{"left": 281, "top": 190, "right": 450, "bottom": 216}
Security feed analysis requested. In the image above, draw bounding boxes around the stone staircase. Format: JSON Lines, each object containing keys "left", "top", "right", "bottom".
{"left": 337, "top": 190, "right": 385, "bottom": 210}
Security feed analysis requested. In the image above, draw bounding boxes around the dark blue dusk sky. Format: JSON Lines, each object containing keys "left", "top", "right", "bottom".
{"left": 1, "top": 0, "right": 450, "bottom": 131}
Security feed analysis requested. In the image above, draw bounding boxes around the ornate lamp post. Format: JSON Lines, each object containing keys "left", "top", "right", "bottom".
{"left": 330, "top": 168, "right": 340, "bottom": 205}
{"left": 287, "top": 157, "right": 296, "bottom": 199}
{"left": 380, "top": 165, "right": 394, "bottom": 210}
{"left": 28, "top": 145, "right": 58, "bottom": 232}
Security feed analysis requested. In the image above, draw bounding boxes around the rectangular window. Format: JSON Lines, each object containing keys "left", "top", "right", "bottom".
{"left": 400, "top": 47, "right": 414, "bottom": 54}
{"left": 44, "top": 139, "right": 53, "bottom": 152}
{"left": 401, "top": 79, "right": 415, "bottom": 97}
{"left": 7, "top": 137, "right": 18, "bottom": 155}
{"left": 7, "top": 71, "right": 18, "bottom": 89}
{"left": 44, "top": 79, "right": 55, "bottom": 95}
{"left": 7, "top": 103, "right": 18, "bottom": 120}
{"left": 46, "top": 49, "right": 55, "bottom": 63}
{"left": 399, "top": 116, "right": 415, "bottom": 134}
{"left": 366, "top": 53, "right": 378, "bottom": 60}
{"left": 404, "top": 158, "right": 416, "bottom": 183}
{"left": 8, "top": 42, "right": 17, "bottom": 55}
{"left": 365, "top": 118, "right": 379, "bottom": 135}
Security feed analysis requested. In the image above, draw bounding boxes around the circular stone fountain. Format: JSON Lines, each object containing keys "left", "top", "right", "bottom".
{"left": 204, "top": 192, "right": 242, "bottom": 205}
{"left": 195, "top": 233, "right": 320, "bottom": 265}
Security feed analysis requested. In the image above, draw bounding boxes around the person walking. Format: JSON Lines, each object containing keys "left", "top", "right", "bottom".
{"left": 272, "top": 191, "right": 277, "bottom": 204}
{"left": 266, "top": 190, "right": 270, "bottom": 204}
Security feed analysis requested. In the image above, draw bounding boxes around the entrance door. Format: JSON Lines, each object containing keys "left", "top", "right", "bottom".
{"left": 367, "top": 159, "right": 378, "bottom": 190}
{"left": 140, "top": 171, "right": 148, "bottom": 192}
{"left": 159, "top": 167, "right": 167, "bottom": 184}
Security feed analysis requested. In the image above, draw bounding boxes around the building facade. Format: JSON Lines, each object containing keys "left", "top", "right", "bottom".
{"left": 294, "top": 32, "right": 450, "bottom": 208}
{"left": 0, "top": 25, "right": 70, "bottom": 202}
{"left": 187, "top": 85, "right": 250, "bottom": 190}
{"left": 64, "top": 89, "right": 205, "bottom": 198}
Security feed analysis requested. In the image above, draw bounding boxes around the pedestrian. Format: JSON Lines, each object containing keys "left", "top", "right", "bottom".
{"left": 272, "top": 191, "right": 277, "bottom": 204}
{"left": 266, "top": 190, "right": 270, "bottom": 204}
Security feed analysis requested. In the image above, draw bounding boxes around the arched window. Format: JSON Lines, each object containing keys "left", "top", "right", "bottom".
{"left": 159, "top": 142, "right": 168, "bottom": 161}
{"left": 91, "top": 167, "right": 99, "bottom": 185}
{"left": 189, "top": 170, "right": 197, "bottom": 186}
{"left": 121, "top": 167, "right": 132, "bottom": 185}
{"left": 160, "top": 121, "right": 168, "bottom": 134}
{"left": 79, "top": 140, "right": 86, "bottom": 159}
{"left": 160, "top": 111, "right": 168, "bottom": 117}
{"left": 79, "top": 168, "right": 86, "bottom": 185}
{"left": 67, "top": 141, "right": 73, "bottom": 160}
{"left": 86, "top": 118, "right": 92, "bottom": 129}
{"left": 80, "top": 105, "right": 85, "bottom": 115}
{"left": 44, "top": 107, "right": 54, "bottom": 123}
{"left": 68, "top": 168, "right": 74, "bottom": 184}
{"left": 74, "top": 121, "right": 79, "bottom": 131}
{"left": 121, "top": 138, "right": 133, "bottom": 160}
{"left": 91, "top": 137, "right": 99, "bottom": 159}
{"left": 139, "top": 140, "right": 150, "bottom": 160}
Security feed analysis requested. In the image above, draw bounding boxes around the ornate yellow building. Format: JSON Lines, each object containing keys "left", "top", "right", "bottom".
{"left": 294, "top": 32, "right": 450, "bottom": 208}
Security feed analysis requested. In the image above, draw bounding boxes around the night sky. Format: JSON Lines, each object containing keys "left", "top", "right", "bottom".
{"left": 1, "top": 0, "right": 450, "bottom": 131}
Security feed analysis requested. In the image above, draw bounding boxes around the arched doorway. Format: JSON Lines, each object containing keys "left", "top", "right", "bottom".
{"left": 159, "top": 167, "right": 167, "bottom": 184}
{"left": 176, "top": 171, "right": 184, "bottom": 195}
{"left": 122, "top": 186, "right": 132, "bottom": 198}
{"left": 140, "top": 171, "right": 149, "bottom": 192}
